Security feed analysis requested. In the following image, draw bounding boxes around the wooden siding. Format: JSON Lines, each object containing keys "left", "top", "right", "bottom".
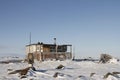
{"left": 32, "top": 52, "right": 72, "bottom": 61}
{"left": 26, "top": 43, "right": 72, "bottom": 61}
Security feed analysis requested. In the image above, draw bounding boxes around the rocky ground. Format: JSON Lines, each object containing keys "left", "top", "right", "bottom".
{"left": 0, "top": 56, "right": 120, "bottom": 80}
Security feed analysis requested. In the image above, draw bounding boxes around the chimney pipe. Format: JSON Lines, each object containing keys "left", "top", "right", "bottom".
{"left": 54, "top": 38, "right": 56, "bottom": 45}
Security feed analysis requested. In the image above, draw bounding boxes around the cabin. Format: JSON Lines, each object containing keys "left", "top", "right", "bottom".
{"left": 25, "top": 42, "right": 72, "bottom": 61}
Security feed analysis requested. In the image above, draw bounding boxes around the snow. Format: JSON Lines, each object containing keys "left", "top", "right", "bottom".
{"left": 108, "top": 58, "right": 118, "bottom": 64}
{"left": 0, "top": 56, "right": 120, "bottom": 80}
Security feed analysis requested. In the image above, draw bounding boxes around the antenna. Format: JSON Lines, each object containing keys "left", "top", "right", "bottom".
{"left": 30, "top": 32, "right": 31, "bottom": 45}
{"left": 29, "top": 32, "right": 31, "bottom": 53}
{"left": 28, "top": 32, "right": 34, "bottom": 68}
{"left": 54, "top": 38, "right": 56, "bottom": 45}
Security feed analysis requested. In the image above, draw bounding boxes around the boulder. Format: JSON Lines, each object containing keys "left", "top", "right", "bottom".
{"left": 53, "top": 72, "right": 59, "bottom": 78}
{"left": 8, "top": 67, "right": 30, "bottom": 76}
{"left": 99, "top": 54, "right": 112, "bottom": 63}
{"left": 104, "top": 72, "right": 120, "bottom": 79}
{"left": 56, "top": 64, "right": 64, "bottom": 69}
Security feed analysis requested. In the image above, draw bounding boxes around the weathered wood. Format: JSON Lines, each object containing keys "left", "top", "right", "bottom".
{"left": 28, "top": 53, "right": 34, "bottom": 64}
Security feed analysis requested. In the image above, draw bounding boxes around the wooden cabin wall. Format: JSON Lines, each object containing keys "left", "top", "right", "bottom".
{"left": 33, "top": 52, "right": 40, "bottom": 61}
{"left": 43, "top": 46, "right": 50, "bottom": 52}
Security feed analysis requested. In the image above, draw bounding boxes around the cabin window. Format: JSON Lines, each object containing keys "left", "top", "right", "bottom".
{"left": 37, "top": 46, "right": 40, "bottom": 51}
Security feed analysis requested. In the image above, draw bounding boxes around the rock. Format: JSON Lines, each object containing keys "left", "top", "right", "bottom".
{"left": 8, "top": 67, "right": 30, "bottom": 76}
{"left": 31, "top": 66, "right": 36, "bottom": 71}
{"left": 104, "top": 72, "right": 113, "bottom": 79}
{"left": 7, "top": 69, "right": 13, "bottom": 71}
{"left": 90, "top": 73, "right": 95, "bottom": 77}
{"left": 20, "top": 75, "right": 27, "bottom": 79}
{"left": 53, "top": 72, "right": 59, "bottom": 78}
{"left": 56, "top": 64, "right": 64, "bottom": 69}
{"left": 112, "top": 72, "right": 120, "bottom": 74}
{"left": 78, "top": 75, "right": 88, "bottom": 80}
{"left": 99, "top": 54, "right": 112, "bottom": 63}
{"left": 104, "top": 72, "right": 120, "bottom": 79}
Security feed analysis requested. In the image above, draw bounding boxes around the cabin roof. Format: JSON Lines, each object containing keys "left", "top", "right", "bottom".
{"left": 26, "top": 42, "right": 72, "bottom": 47}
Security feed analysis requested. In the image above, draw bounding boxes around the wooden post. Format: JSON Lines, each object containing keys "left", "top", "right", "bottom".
{"left": 56, "top": 45, "right": 58, "bottom": 60}
{"left": 70, "top": 45, "right": 72, "bottom": 59}
{"left": 28, "top": 53, "right": 34, "bottom": 67}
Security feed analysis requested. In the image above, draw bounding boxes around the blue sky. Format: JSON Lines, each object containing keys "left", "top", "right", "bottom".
{"left": 0, "top": 0, "right": 120, "bottom": 58}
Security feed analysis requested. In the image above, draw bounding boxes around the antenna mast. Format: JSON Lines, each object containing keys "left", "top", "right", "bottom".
{"left": 30, "top": 32, "right": 31, "bottom": 45}
{"left": 29, "top": 32, "right": 31, "bottom": 53}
